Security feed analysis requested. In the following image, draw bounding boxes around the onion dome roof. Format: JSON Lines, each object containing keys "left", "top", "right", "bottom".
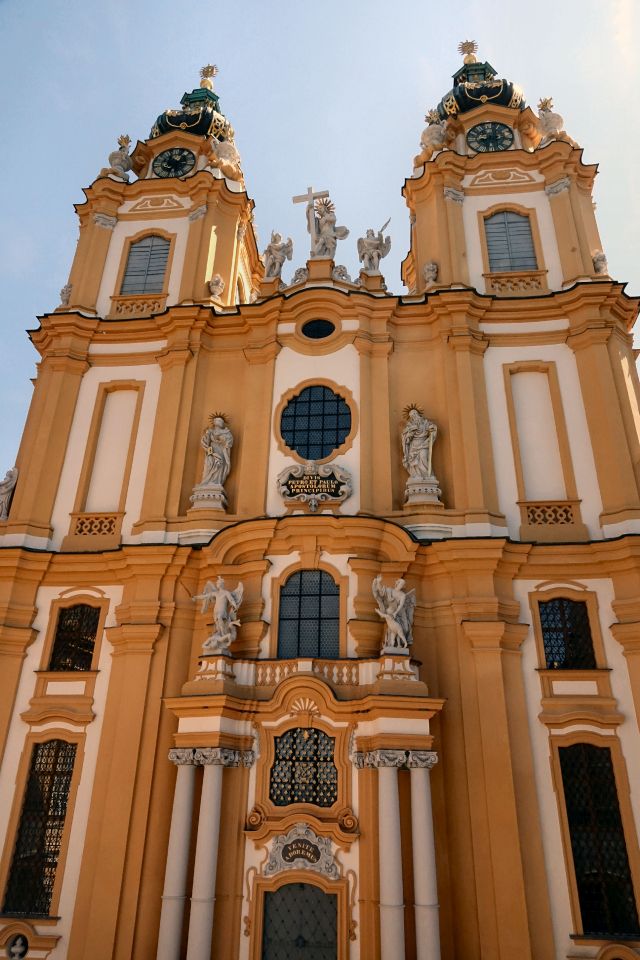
{"left": 436, "top": 41, "right": 525, "bottom": 120}
{"left": 150, "top": 65, "right": 233, "bottom": 141}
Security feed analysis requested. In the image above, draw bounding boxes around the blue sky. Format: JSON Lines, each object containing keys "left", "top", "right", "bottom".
{"left": 0, "top": 0, "right": 638, "bottom": 470}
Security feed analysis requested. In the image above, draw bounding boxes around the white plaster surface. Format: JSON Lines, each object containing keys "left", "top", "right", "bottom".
{"left": 266, "top": 345, "right": 361, "bottom": 516}
{"left": 511, "top": 371, "right": 565, "bottom": 500}
{"left": 85, "top": 388, "right": 138, "bottom": 512}
{"left": 44, "top": 680, "right": 86, "bottom": 696}
{"left": 479, "top": 319, "right": 569, "bottom": 335}
{"left": 88, "top": 339, "right": 167, "bottom": 355}
{"left": 551, "top": 680, "right": 599, "bottom": 696}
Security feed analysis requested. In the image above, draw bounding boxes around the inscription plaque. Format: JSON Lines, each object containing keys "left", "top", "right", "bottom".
{"left": 277, "top": 461, "right": 352, "bottom": 512}
{"left": 282, "top": 838, "right": 321, "bottom": 864}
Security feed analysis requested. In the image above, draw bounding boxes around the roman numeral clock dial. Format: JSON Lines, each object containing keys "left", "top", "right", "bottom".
{"left": 466, "top": 121, "right": 514, "bottom": 152}
{"left": 152, "top": 147, "right": 196, "bottom": 178}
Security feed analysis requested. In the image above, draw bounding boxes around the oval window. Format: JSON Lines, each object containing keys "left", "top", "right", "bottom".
{"left": 280, "top": 385, "right": 351, "bottom": 460}
{"left": 301, "top": 319, "right": 335, "bottom": 340}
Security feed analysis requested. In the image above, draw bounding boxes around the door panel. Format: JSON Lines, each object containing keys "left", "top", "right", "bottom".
{"left": 262, "top": 882, "right": 337, "bottom": 959}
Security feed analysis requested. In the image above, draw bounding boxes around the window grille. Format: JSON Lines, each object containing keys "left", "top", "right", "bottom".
{"left": 485, "top": 211, "right": 538, "bottom": 272}
{"left": 270, "top": 728, "right": 338, "bottom": 807}
{"left": 2, "top": 740, "right": 77, "bottom": 917}
{"left": 280, "top": 385, "right": 351, "bottom": 461}
{"left": 559, "top": 743, "right": 640, "bottom": 937}
{"left": 262, "top": 883, "right": 337, "bottom": 958}
{"left": 120, "top": 235, "right": 170, "bottom": 295}
{"left": 538, "top": 598, "right": 596, "bottom": 669}
{"left": 277, "top": 570, "right": 340, "bottom": 659}
{"left": 48, "top": 604, "right": 100, "bottom": 672}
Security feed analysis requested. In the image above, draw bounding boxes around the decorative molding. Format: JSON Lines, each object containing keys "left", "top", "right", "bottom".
{"left": 237, "top": 221, "right": 248, "bottom": 241}
{"left": 406, "top": 750, "right": 439, "bottom": 769}
{"left": 545, "top": 176, "right": 570, "bottom": 196}
{"left": 443, "top": 186, "right": 464, "bottom": 204}
{"left": 353, "top": 748, "right": 438, "bottom": 769}
{"left": 168, "top": 747, "right": 196, "bottom": 765}
{"left": 263, "top": 822, "right": 340, "bottom": 879}
{"left": 193, "top": 747, "right": 255, "bottom": 767}
{"left": 277, "top": 460, "right": 353, "bottom": 513}
{"left": 93, "top": 212, "right": 118, "bottom": 230}
{"left": 189, "top": 204, "right": 207, "bottom": 222}
{"left": 129, "top": 196, "right": 185, "bottom": 213}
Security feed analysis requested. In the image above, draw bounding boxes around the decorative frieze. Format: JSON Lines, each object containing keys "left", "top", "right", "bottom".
{"left": 93, "top": 212, "right": 118, "bottom": 230}
{"left": 193, "top": 747, "right": 255, "bottom": 767}
{"left": 168, "top": 748, "right": 196, "bottom": 765}
{"left": 353, "top": 749, "right": 438, "bottom": 769}
{"left": 263, "top": 822, "right": 340, "bottom": 879}
{"left": 544, "top": 176, "right": 570, "bottom": 196}
{"left": 188, "top": 204, "right": 207, "bottom": 222}
{"left": 443, "top": 186, "right": 464, "bottom": 204}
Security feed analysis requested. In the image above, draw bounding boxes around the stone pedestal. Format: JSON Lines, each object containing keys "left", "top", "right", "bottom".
{"left": 404, "top": 475, "right": 442, "bottom": 506}
{"left": 193, "top": 655, "right": 236, "bottom": 683}
{"left": 306, "top": 257, "right": 334, "bottom": 281}
{"left": 258, "top": 275, "right": 281, "bottom": 298}
{"left": 358, "top": 269, "right": 386, "bottom": 292}
{"left": 189, "top": 482, "right": 227, "bottom": 511}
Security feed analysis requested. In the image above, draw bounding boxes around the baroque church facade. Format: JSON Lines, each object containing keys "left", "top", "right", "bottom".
{"left": 1, "top": 43, "right": 640, "bottom": 960}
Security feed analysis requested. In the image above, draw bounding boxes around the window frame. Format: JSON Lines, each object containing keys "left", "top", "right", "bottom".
{"left": 111, "top": 228, "right": 176, "bottom": 303}
{"left": 530, "top": 586, "right": 606, "bottom": 672}
{"left": 484, "top": 209, "right": 538, "bottom": 273}
{"left": 477, "top": 202, "right": 548, "bottom": 290}
{"left": 37, "top": 593, "right": 109, "bottom": 674}
{"left": 270, "top": 562, "right": 348, "bottom": 659}
{"left": 550, "top": 731, "right": 640, "bottom": 941}
{"left": 274, "top": 379, "right": 358, "bottom": 466}
{"left": 0, "top": 730, "right": 84, "bottom": 921}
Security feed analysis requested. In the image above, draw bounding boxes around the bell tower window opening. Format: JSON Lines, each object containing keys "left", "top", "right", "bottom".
{"left": 558, "top": 743, "right": 640, "bottom": 937}
{"left": 2, "top": 740, "right": 77, "bottom": 918}
{"left": 538, "top": 597, "right": 597, "bottom": 670}
{"left": 277, "top": 570, "right": 340, "bottom": 659}
{"left": 119, "top": 235, "right": 170, "bottom": 295}
{"left": 48, "top": 603, "right": 101, "bottom": 672}
{"left": 485, "top": 210, "right": 538, "bottom": 272}
{"left": 269, "top": 727, "right": 338, "bottom": 807}
{"left": 280, "top": 385, "right": 351, "bottom": 461}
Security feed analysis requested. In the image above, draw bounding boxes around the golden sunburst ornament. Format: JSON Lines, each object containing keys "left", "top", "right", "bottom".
{"left": 208, "top": 411, "right": 228, "bottom": 425}
{"left": 200, "top": 64, "right": 218, "bottom": 90}
{"left": 425, "top": 108, "right": 440, "bottom": 124}
{"left": 315, "top": 197, "right": 335, "bottom": 215}
{"left": 117, "top": 134, "right": 131, "bottom": 149}
{"left": 403, "top": 403, "right": 424, "bottom": 419}
{"left": 538, "top": 97, "right": 554, "bottom": 112}
{"left": 458, "top": 40, "right": 478, "bottom": 64}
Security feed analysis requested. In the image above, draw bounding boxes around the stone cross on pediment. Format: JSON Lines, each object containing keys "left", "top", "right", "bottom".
{"left": 292, "top": 185, "right": 330, "bottom": 257}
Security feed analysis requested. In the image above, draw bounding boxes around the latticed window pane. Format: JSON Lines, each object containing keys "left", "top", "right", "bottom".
{"left": 280, "top": 385, "right": 351, "bottom": 460}
{"left": 539, "top": 598, "right": 596, "bottom": 669}
{"left": 559, "top": 744, "right": 640, "bottom": 937}
{"left": 485, "top": 211, "right": 538, "bottom": 272}
{"left": 120, "top": 235, "right": 170, "bottom": 295}
{"left": 48, "top": 604, "right": 100, "bottom": 672}
{"left": 2, "top": 740, "right": 77, "bottom": 917}
{"left": 262, "top": 883, "right": 337, "bottom": 958}
{"left": 277, "top": 571, "right": 340, "bottom": 659}
{"left": 269, "top": 728, "right": 338, "bottom": 807}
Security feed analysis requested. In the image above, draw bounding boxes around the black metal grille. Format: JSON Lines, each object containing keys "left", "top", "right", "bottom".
{"left": 539, "top": 598, "right": 596, "bottom": 669}
{"left": 48, "top": 604, "right": 100, "bottom": 672}
{"left": 262, "top": 883, "right": 337, "bottom": 959}
{"left": 277, "top": 570, "right": 339, "bottom": 659}
{"left": 2, "top": 740, "right": 77, "bottom": 917}
{"left": 559, "top": 743, "right": 640, "bottom": 937}
{"left": 485, "top": 211, "right": 538, "bottom": 272}
{"left": 270, "top": 728, "right": 338, "bottom": 807}
{"left": 120, "top": 235, "right": 170, "bottom": 295}
{"left": 280, "top": 385, "right": 351, "bottom": 461}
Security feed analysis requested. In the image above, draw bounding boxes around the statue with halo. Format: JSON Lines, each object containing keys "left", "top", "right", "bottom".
{"left": 292, "top": 186, "right": 349, "bottom": 259}
{"left": 190, "top": 414, "right": 233, "bottom": 511}
{"left": 401, "top": 405, "right": 442, "bottom": 505}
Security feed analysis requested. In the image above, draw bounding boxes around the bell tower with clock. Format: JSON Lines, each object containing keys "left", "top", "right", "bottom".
{"left": 403, "top": 41, "right": 603, "bottom": 298}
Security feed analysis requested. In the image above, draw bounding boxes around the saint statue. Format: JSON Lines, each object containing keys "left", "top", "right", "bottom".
{"left": 193, "top": 577, "right": 244, "bottom": 655}
{"left": 402, "top": 408, "right": 437, "bottom": 480}
{"left": 100, "top": 135, "right": 133, "bottom": 182}
{"left": 0, "top": 466, "right": 18, "bottom": 520}
{"left": 308, "top": 197, "right": 349, "bottom": 259}
{"left": 357, "top": 221, "right": 391, "bottom": 273}
{"left": 372, "top": 574, "right": 416, "bottom": 653}
{"left": 200, "top": 416, "right": 233, "bottom": 487}
{"left": 263, "top": 231, "right": 293, "bottom": 279}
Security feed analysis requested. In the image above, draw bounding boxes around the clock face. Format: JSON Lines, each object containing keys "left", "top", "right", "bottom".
{"left": 152, "top": 147, "right": 196, "bottom": 178}
{"left": 466, "top": 122, "right": 514, "bottom": 153}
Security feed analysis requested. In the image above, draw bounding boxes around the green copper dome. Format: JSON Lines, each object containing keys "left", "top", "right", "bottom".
{"left": 150, "top": 65, "right": 233, "bottom": 142}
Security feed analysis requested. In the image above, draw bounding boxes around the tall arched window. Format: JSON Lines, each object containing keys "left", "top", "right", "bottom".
{"left": 48, "top": 604, "right": 101, "bottom": 672}
{"left": 484, "top": 211, "right": 537, "bottom": 272}
{"left": 120, "top": 235, "right": 170, "bottom": 295}
{"left": 538, "top": 597, "right": 596, "bottom": 670}
{"left": 277, "top": 570, "right": 340, "bottom": 659}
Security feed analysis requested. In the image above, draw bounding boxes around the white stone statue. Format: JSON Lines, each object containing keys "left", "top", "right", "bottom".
{"left": 537, "top": 98, "right": 577, "bottom": 147}
{"left": 190, "top": 416, "right": 233, "bottom": 511}
{"left": 0, "top": 466, "right": 18, "bottom": 520}
{"left": 59, "top": 283, "right": 72, "bottom": 306}
{"left": 332, "top": 264, "right": 352, "bottom": 283}
{"left": 208, "top": 274, "right": 225, "bottom": 298}
{"left": 290, "top": 266, "right": 309, "bottom": 285}
{"left": 309, "top": 198, "right": 349, "bottom": 259}
{"left": 414, "top": 111, "right": 456, "bottom": 167}
{"left": 263, "top": 231, "right": 293, "bottom": 279}
{"left": 401, "top": 407, "right": 442, "bottom": 505}
{"left": 100, "top": 135, "right": 133, "bottom": 182}
{"left": 208, "top": 137, "right": 243, "bottom": 182}
{"left": 193, "top": 576, "right": 244, "bottom": 655}
{"left": 357, "top": 221, "right": 391, "bottom": 273}
{"left": 423, "top": 261, "right": 439, "bottom": 286}
{"left": 592, "top": 250, "right": 609, "bottom": 275}
{"left": 8, "top": 936, "right": 27, "bottom": 960}
{"left": 372, "top": 574, "right": 416, "bottom": 654}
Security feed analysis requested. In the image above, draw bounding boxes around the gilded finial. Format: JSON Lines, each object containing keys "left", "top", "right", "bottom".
{"left": 425, "top": 108, "right": 440, "bottom": 124}
{"left": 538, "top": 97, "right": 554, "bottom": 112}
{"left": 200, "top": 64, "right": 218, "bottom": 90}
{"left": 117, "top": 134, "right": 131, "bottom": 149}
{"left": 458, "top": 40, "right": 478, "bottom": 64}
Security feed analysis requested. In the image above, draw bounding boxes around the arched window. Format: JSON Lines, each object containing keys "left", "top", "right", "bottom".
{"left": 559, "top": 743, "right": 640, "bottom": 937}
{"left": 48, "top": 604, "right": 100, "bottom": 672}
{"left": 2, "top": 740, "right": 77, "bottom": 917}
{"left": 277, "top": 570, "right": 340, "bottom": 659}
{"left": 120, "top": 235, "right": 170, "bottom": 295}
{"left": 485, "top": 211, "right": 537, "bottom": 272}
{"left": 538, "top": 597, "right": 596, "bottom": 669}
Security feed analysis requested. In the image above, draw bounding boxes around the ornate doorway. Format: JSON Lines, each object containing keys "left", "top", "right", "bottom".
{"left": 262, "top": 882, "right": 337, "bottom": 959}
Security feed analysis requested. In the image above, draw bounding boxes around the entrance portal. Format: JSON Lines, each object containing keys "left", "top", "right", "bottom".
{"left": 262, "top": 882, "right": 337, "bottom": 959}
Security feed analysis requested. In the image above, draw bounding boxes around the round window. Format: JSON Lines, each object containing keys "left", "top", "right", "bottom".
{"left": 280, "top": 385, "right": 351, "bottom": 461}
{"left": 301, "top": 318, "right": 335, "bottom": 340}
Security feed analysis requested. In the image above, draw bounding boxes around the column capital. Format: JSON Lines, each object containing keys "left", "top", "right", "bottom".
{"left": 407, "top": 750, "right": 438, "bottom": 769}
{"left": 194, "top": 747, "right": 255, "bottom": 767}
{"left": 354, "top": 748, "right": 438, "bottom": 770}
{"left": 168, "top": 748, "right": 196, "bottom": 766}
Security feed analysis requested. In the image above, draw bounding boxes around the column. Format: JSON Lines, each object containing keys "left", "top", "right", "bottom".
{"left": 156, "top": 749, "right": 197, "bottom": 960}
{"left": 373, "top": 750, "right": 406, "bottom": 960}
{"left": 408, "top": 751, "right": 440, "bottom": 960}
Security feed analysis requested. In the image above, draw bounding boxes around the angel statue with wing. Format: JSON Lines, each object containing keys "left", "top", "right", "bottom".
{"left": 263, "top": 231, "right": 293, "bottom": 279}
{"left": 372, "top": 574, "right": 416, "bottom": 655}
{"left": 193, "top": 576, "right": 244, "bottom": 655}
{"left": 357, "top": 221, "right": 391, "bottom": 273}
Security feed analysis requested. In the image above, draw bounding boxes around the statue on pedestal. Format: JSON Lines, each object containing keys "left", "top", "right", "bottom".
{"left": 263, "top": 232, "right": 293, "bottom": 279}
{"left": 193, "top": 577, "right": 244, "bottom": 655}
{"left": 372, "top": 575, "right": 416, "bottom": 654}
{"left": 537, "top": 98, "right": 578, "bottom": 147}
{"left": 100, "top": 135, "right": 133, "bottom": 182}
{"left": 292, "top": 186, "right": 349, "bottom": 259}
{"left": 401, "top": 406, "right": 442, "bottom": 505}
{"left": 0, "top": 466, "right": 18, "bottom": 520}
{"left": 190, "top": 415, "right": 233, "bottom": 511}
{"left": 357, "top": 221, "right": 391, "bottom": 273}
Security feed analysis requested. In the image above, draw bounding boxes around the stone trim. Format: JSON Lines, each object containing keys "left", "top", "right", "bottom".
{"left": 545, "top": 177, "right": 570, "bottom": 196}
{"left": 93, "top": 213, "right": 118, "bottom": 230}
{"left": 193, "top": 747, "right": 255, "bottom": 767}
{"left": 352, "top": 749, "right": 438, "bottom": 769}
